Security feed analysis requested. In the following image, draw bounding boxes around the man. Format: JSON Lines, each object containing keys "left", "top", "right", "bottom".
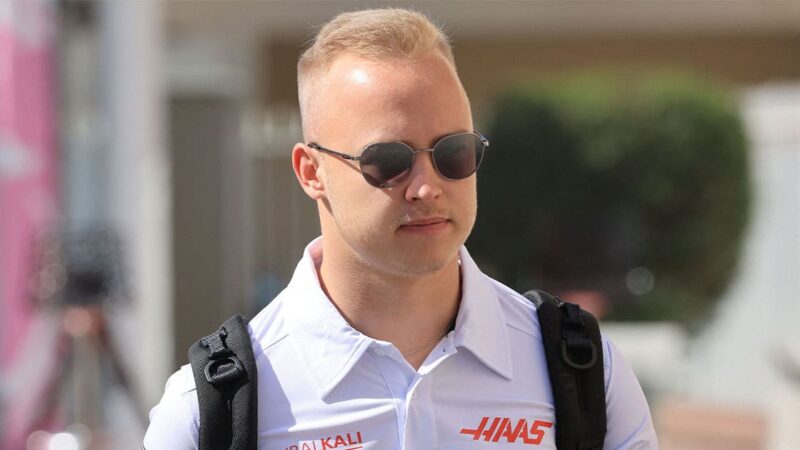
{"left": 145, "top": 8, "right": 657, "bottom": 449}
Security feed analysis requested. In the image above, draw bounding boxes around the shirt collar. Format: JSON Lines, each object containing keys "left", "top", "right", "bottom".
{"left": 284, "top": 238, "right": 514, "bottom": 400}
{"left": 283, "top": 238, "right": 374, "bottom": 399}
{"left": 453, "top": 246, "right": 514, "bottom": 381}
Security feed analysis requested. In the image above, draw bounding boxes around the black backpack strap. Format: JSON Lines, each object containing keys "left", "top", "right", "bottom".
{"left": 188, "top": 314, "right": 258, "bottom": 450}
{"left": 524, "top": 289, "right": 607, "bottom": 450}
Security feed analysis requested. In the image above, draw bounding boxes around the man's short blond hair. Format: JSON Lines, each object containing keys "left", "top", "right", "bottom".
{"left": 297, "top": 8, "right": 456, "bottom": 140}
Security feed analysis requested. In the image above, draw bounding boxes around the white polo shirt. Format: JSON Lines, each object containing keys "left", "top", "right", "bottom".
{"left": 145, "top": 238, "right": 658, "bottom": 449}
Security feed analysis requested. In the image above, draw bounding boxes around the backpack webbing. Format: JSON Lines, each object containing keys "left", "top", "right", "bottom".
{"left": 188, "top": 314, "right": 258, "bottom": 450}
{"left": 524, "top": 289, "right": 607, "bottom": 450}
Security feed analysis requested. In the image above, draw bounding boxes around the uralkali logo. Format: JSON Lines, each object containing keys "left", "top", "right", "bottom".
{"left": 286, "top": 431, "right": 365, "bottom": 450}
{"left": 460, "top": 417, "right": 553, "bottom": 445}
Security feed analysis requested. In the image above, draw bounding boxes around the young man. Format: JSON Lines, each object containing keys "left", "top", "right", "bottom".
{"left": 145, "top": 8, "right": 657, "bottom": 449}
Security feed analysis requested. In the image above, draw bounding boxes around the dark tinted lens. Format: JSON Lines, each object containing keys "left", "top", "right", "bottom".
{"left": 433, "top": 133, "right": 484, "bottom": 180}
{"left": 359, "top": 142, "right": 414, "bottom": 187}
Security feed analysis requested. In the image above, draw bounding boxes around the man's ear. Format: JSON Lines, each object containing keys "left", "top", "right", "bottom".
{"left": 292, "top": 143, "right": 326, "bottom": 200}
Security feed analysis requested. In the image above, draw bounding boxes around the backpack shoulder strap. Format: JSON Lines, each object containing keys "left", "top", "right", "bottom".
{"left": 523, "top": 289, "right": 607, "bottom": 450}
{"left": 188, "top": 314, "right": 258, "bottom": 450}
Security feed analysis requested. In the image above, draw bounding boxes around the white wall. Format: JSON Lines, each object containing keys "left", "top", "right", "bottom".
{"left": 684, "top": 83, "right": 800, "bottom": 447}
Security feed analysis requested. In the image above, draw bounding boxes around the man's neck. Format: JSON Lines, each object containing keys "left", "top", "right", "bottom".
{"left": 316, "top": 245, "right": 462, "bottom": 370}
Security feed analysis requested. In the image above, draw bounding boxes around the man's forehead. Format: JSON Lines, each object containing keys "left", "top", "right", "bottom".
{"left": 324, "top": 51, "right": 449, "bottom": 85}
{"left": 303, "top": 50, "right": 471, "bottom": 146}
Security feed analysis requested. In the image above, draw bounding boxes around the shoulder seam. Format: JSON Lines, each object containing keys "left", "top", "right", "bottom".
{"left": 252, "top": 330, "right": 291, "bottom": 359}
{"left": 505, "top": 321, "right": 544, "bottom": 343}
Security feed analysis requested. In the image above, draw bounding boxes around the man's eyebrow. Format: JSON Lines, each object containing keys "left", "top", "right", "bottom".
{"left": 366, "top": 129, "right": 472, "bottom": 148}
{"left": 431, "top": 129, "right": 471, "bottom": 145}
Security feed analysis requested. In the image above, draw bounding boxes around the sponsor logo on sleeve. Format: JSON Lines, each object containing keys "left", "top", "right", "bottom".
{"left": 460, "top": 417, "right": 553, "bottom": 445}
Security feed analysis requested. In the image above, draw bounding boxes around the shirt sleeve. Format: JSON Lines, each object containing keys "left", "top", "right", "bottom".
{"left": 143, "top": 365, "right": 200, "bottom": 450}
{"left": 602, "top": 337, "right": 659, "bottom": 449}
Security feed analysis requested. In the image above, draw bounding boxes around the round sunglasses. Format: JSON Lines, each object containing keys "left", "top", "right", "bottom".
{"left": 307, "top": 132, "right": 489, "bottom": 188}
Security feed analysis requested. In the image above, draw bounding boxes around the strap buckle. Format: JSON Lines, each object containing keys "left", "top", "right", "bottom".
{"left": 558, "top": 300, "right": 599, "bottom": 370}
{"left": 560, "top": 338, "right": 597, "bottom": 370}
{"left": 204, "top": 355, "right": 245, "bottom": 385}
{"left": 200, "top": 326, "right": 245, "bottom": 385}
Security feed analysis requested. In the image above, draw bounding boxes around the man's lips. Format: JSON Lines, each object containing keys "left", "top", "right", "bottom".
{"left": 398, "top": 217, "right": 450, "bottom": 233}
{"left": 402, "top": 217, "right": 448, "bottom": 226}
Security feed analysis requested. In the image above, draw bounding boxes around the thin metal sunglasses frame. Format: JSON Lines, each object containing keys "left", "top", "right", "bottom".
{"left": 306, "top": 131, "right": 490, "bottom": 183}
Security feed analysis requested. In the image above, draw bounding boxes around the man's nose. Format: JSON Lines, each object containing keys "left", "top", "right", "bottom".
{"left": 404, "top": 151, "right": 443, "bottom": 201}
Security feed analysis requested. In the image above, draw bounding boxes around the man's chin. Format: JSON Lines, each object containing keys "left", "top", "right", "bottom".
{"left": 388, "top": 247, "right": 460, "bottom": 276}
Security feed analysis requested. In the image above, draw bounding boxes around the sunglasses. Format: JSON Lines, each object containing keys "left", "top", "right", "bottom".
{"left": 307, "top": 132, "right": 489, "bottom": 188}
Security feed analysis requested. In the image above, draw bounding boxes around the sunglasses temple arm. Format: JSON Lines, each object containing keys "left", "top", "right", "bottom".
{"left": 310, "top": 144, "right": 361, "bottom": 161}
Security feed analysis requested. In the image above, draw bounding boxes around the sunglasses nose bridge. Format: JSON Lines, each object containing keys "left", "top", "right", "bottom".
{"left": 409, "top": 147, "right": 439, "bottom": 176}
{"left": 404, "top": 148, "right": 445, "bottom": 200}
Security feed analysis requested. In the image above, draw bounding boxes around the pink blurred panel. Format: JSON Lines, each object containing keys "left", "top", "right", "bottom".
{"left": 0, "top": 28, "right": 13, "bottom": 128}
{"left": 0, "top": 0, "right": 57, "bottom": 365}
{"left": 0, "top": 0, "right": 59, "bottom": 448}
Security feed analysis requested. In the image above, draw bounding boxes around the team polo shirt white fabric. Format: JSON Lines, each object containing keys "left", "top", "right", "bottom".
{"left": 145, "top": 238, "right": 658, "bottom": 449}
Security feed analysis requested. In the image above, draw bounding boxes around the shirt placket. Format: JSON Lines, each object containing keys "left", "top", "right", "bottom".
{"left": 370, "top": 342, "right": 416, "bottom": 449}
{"left": 371, "top": 335, "right": 457, "bottom": 450}
{"left": 403, "top": 334, "right": 456, "bottom": 450}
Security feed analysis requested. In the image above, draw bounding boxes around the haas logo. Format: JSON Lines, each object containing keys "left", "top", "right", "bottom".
{"left": 460, "top": 417, "right": 553, "bottom": 445}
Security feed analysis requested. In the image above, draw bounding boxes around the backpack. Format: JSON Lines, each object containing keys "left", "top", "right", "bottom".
{"left": 187, "top": 289, "right": 607, "bottom": 450}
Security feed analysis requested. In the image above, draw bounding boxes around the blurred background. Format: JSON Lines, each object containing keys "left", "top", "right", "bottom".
{"left": 1, "top": 0, "right": 799, "bottom": 449}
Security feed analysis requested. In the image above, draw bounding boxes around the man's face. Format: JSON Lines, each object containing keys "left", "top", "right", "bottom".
{"left": 310, "top": 51, "right": 477, "bottom": 277}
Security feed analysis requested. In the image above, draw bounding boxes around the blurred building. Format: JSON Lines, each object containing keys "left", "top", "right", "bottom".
{"left": 18, "top": 0, "right": 800, "bottom": 448}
